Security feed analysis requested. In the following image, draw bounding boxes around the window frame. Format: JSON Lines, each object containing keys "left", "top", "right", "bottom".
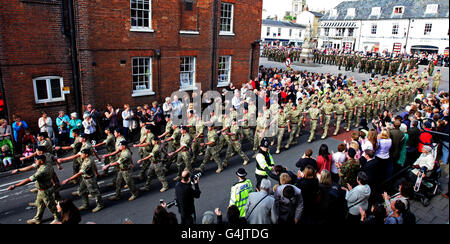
{"left": 32, "top": 76, "right": 65, "bottom": 104}
{"left": 424, "top": 23, "right": 432, "bottom": 35}
{"left": 324, "top": 27, "right": 329, "bottom": 36}
{"left": 392, "top": 23, "right": 399, "bottom": 35}
{"left": 266, "top": 27, "right": 271, "bottom": 36}
{"left": 218, "top": 56, "right": 232, "bottom": 87}
{"left": 131, "top": 57, "right": 154, "bottom": 97}
{"left": 393, "top": 6, "right": 404, "bottom": 14}
{"left": 371, "top": 7, "right": 381, "bottom": 16}
{"left": 220, "top": 2, "right": 234, "bottom": 35}
{"left": 179, "top": 56, "right": 197, "bottom": 90}
{"left": 425, "top": 4, "right": 438, "bottom": 14}
{"left": 371, "top": 24, "right": 377, "bottom": 35}
{"left": 130, "top": 0, "right": 153, "bottom": 32}
{"left": 348, "top": 28, "right": 354, "bottom": 37}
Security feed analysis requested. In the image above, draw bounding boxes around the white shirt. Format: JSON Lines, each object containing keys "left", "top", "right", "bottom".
{"left": 360, "top": 139, "right": 374, "bottom": 156}
{"left": 332, "top": 151, "right": 346, "bottom": 174}
{"left": 411, "top": 152, "right": 435, "bottom": 176}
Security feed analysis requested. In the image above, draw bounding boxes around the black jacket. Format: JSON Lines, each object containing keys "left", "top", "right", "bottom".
{"left": 361, "top": 158, "right": 381, "bottom": 188}
{"left": 175, "top": 182, "right": 201, "bottom": 220}
{"left": 295, "top": 158, "right": 318, "bottom": 172}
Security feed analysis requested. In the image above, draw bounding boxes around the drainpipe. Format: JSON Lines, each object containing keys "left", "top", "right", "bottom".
{"left": 68, "top": 0, "right": 82, "bottom": 116}
{"left": 211, "top": 0, "right": 219, "bottom": 90}
{"left": 0, "top": 64, "right": 8, "bottom": 121}
{"left": 404, "top": 18, "right": 411, "bottom": 54}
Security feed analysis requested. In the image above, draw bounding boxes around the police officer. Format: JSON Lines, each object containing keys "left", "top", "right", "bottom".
{"left": 138, "top": 137, "right": 169, "bottom": 193}
{"left": 195, "top": 124, "right": 223, "bottom": 174}
{"left": 254, "top": 137, "right": 274, "bottom": 189}
{"left": 62, "top": 148, "right": 104, "bottom": 213}
{"left": 8, "top": 155, "right": 60, "bottom": 224}
{"left": 229, "top": 168, "right": 254, "bottom": 217}
{"left": 102, "top": 140, "right": 139, "bottom": 201}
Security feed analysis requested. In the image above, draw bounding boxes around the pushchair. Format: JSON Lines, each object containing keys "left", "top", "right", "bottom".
{"left": 410, "top": 143, "right": 441, "bottom": 207}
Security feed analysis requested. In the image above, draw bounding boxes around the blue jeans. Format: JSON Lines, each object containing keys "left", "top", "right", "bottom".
{"left": 442, "top": 141, "right": 449, "bottom": 165}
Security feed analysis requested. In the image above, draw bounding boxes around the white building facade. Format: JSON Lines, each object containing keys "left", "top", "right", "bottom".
{"left": 261, "top": 19, "right": 306, "bottom": 47}
{"left": 317, "top": 0, "right": 449, "bottom": 54}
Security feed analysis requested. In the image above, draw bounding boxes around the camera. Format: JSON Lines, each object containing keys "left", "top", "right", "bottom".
{"left": 192, "top": 172, "right": 202, "bottom": 181}
{"left": 160, "top": 199, "right": 177, "bottom": 209}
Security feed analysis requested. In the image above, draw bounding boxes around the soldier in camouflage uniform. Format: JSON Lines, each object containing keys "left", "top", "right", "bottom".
{"left": 275, "top": 106, "right": 288, "bottom": 154}
{"left": 195, "top": 125, "right": 223, "bottom": 174}
{"left": 432, "top": 70, "right": 442, "bottom": 91}
{"left": 62, "top": 148, "right": 104, "bottom": 213}
{"left": 191, "top": 114, "right": 205, "bottom": 164}
{"left": 400, "top": 57, "right": 408, "bottom": 73}
{"left": 364, "top": 90, "right": 374, "bottom": 122}
{"left": 320, "top": 97, "right": 334, "bottom": 140}
{"left": 103, "top": 140, "right": 139, "bottom": 201}
{"left": 169, "top": 126, "right": 192, "bottom": 181}
{"left": 333, "top": 98, "right": 347, "bottom": 136}
{"left": 345, "top": 93, "right": 356, "bottom": 132}
{"left": 239, "top": 108, "right": 254, "bottom": 147}
{"left": 307, "top": 102, "right": 321, "bottom": 143}
{"left": 8, "top": 155, "right": 60, "bottom": 224}
{"left": 285, "top": 102, "right": 302, "bottom": 148}
{"left": 354, "top": 91, "right": 366, "bottom": 127}
{"left": 374, "top": 58, "right": 382, "bottom": 74}
{"left": 133, "top": 125, "right": 154, "bottom": 180}
{"left": 92, "top": 127, "right": 116, "bottom": 176}
{"left": 162, "top": 123, "right": 181, "bottom": 170}
{"left": 138, "top": 137, "right": 169, "bottom": 192}
{"left": 359, "top": 57, "right": 366, "bottom": 73}
{"left": 428, "top": 59, "right": 435, "bottom": 77}
{"left": 225, "top": 119, "right": 249, "bottom": 166}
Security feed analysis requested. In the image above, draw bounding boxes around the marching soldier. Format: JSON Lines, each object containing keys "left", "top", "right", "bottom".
{"left": 195, "top": 124, "right": 223, "bottom": 174}
{"left": 192, "top": 114, "right": 205, "bottom": 164}
{"left": 162, "top": 123, "right": 181, "bottom": 170}
{"left": 307, "top": 102, "right": 321, "bottom": 143}
{"left": 285, "top": 102, "right": 302, "bottom": 148}
{"left": 344, "top": 93, "right": 356, "bottom": 132}
{"left": 138, "top": 137, "right": 169, "bottom": 192}
{"left": 169, "top": 126, "right": 192, "bottom": 181}
{"left": 101, "top": 128, "right": 125, "bottom": 187}
{"left": 333, "top": 98, "right": 347, "bottom": 136}
{"left": 428, "top": 59, "right": 435, "bottom": 76}
{"left": 54, "top": 129, "right": 82, "bottom": 183}
{"left": 62, "top": 148, "right": 104, "bottom": 213}
{"left": 253, "top": 112, "right": 267, "bottom": 154}
{"left": 8, "top": 155, "right": 60, "bottom": 224}
{"left": 320, "top": 97, "right": 334, "bottom": 140}
{"left": 132, "top": 125, "right": 155, "bottom": 180}
{"left": 239, "top": 108, "right": 254, "bottom": 147}
{"left": 432, "top": 70, "right": 442, "bottom": 91}
{"left": 365, "top": 90, "right": 373, "bottom": 122}
{"left": 275, "top": 106, "right": 288, "bottom": 154}
{"left": 102, "top": 140, "right": 139, "bottom": 201}
{"left": 359, "top": 57, "right": 366, "bottom": 73}
{"left": 92, "top": 127, "right": 116, "bottom": 176}
{"left": 225, "top": 119, "right": 250, "bottom": 166}
{"left": 355, "top": 92, "right": 366, "bottom": 127}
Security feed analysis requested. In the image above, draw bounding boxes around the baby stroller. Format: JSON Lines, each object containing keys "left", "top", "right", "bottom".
{"left": 410, "top": 143, "right": 441, "bottom": 207}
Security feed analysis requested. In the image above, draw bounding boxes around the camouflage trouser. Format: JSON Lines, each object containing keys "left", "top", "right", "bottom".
{"left": 322, "top": 115, "right": 332, "bottom": 138}
{"left": 199, "top": 146, "right": 222, "bottom": 171}
{"left": 276, "top": 127, "right": 285, "bottom": 151}
{"left": 346, "top": 111, "right": 353, "bottom": 130}
{"left": 334, "top": 114, "right": 344, "bottom": 135}
{"left": 242, "top": 128, "right": 254, "bottom": 146}
{"left": 143, "top": 162, "right": 168, "bottom": 189}
{"left": 308, "top": 120, "right": 318, "bottom": 142}
{"left": 295, "top": 117, "right": 304, "bottom": 138}
{"left": 372, "top": 106, "right": 380, "bottom": 121}
{"left": 191, "top": 137, "right": 202, "bottom": 163}
{"left": 115, "top": 170, "right": 138, "bottom": 197}
{"left": 138, "top": 152, "right": 151, "bottom": 179}
{"left": 72, "top": 159, "right": 81, "bottom": 184}
{"left": 287, "top": 123, "right": 299, "bottom": 146}
{"left": 176, "top": 151, "right": 192, "bottom": 176}
{"left": 253, "top": 129, "right": 263, "bottom": 151}
{"left": 34, "top": 188, "right": 60, "bottom": 222}
{"left": 365, "top": 107, "right": 373, "bottom": 122}
{"left": 225, "top": 141, "right": 249, "bottom": 164}
{"left": 79, "top": 177, "right": 104, "bottom": 208}
{"left": 355, "top": 108, "right": 363, "bottom": 127}
{"left": 432, "top": 82, "right": 439, "bottom": 91}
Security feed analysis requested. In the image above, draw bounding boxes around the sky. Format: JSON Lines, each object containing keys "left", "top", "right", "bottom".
{"left": 262, "top": 0, "right": 345, "bottom": 19}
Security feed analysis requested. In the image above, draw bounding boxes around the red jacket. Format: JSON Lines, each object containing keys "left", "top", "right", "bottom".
{"left": 316, "top": 155, "right": 332, "bottom": 173}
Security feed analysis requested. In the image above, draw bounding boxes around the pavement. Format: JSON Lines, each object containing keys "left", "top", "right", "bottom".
{"left": 0, "top": 59, "right": 448, "bottom": 224}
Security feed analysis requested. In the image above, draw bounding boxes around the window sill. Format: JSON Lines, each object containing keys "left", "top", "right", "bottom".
{"left": 217, "top": 83, "right": 230, "bottom": 88}
{"left": 219, "top": 32, "right": 235, "bottom": 36}
{"left": 130, "top": 28, "right": 155, "bottom": 33}
{"left": 180, "top": 30, "right": 200, "bottom": 35}
{"left": 132, "top": 91, "right": 155, "bottom": 97}
{"left": 179, "top": 86, "right": 198, "bottom": 92}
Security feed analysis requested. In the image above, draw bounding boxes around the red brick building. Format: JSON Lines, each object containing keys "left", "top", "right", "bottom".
{"left": 0, "top": 0, "right": 262, "bottom": 130}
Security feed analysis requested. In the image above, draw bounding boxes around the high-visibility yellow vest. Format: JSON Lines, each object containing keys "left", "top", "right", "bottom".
{"left": 255, "top": 152, "right": 274, "bottom": 176}
{"left": 231, "top": 179, "right": 253, "bottom": 217}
